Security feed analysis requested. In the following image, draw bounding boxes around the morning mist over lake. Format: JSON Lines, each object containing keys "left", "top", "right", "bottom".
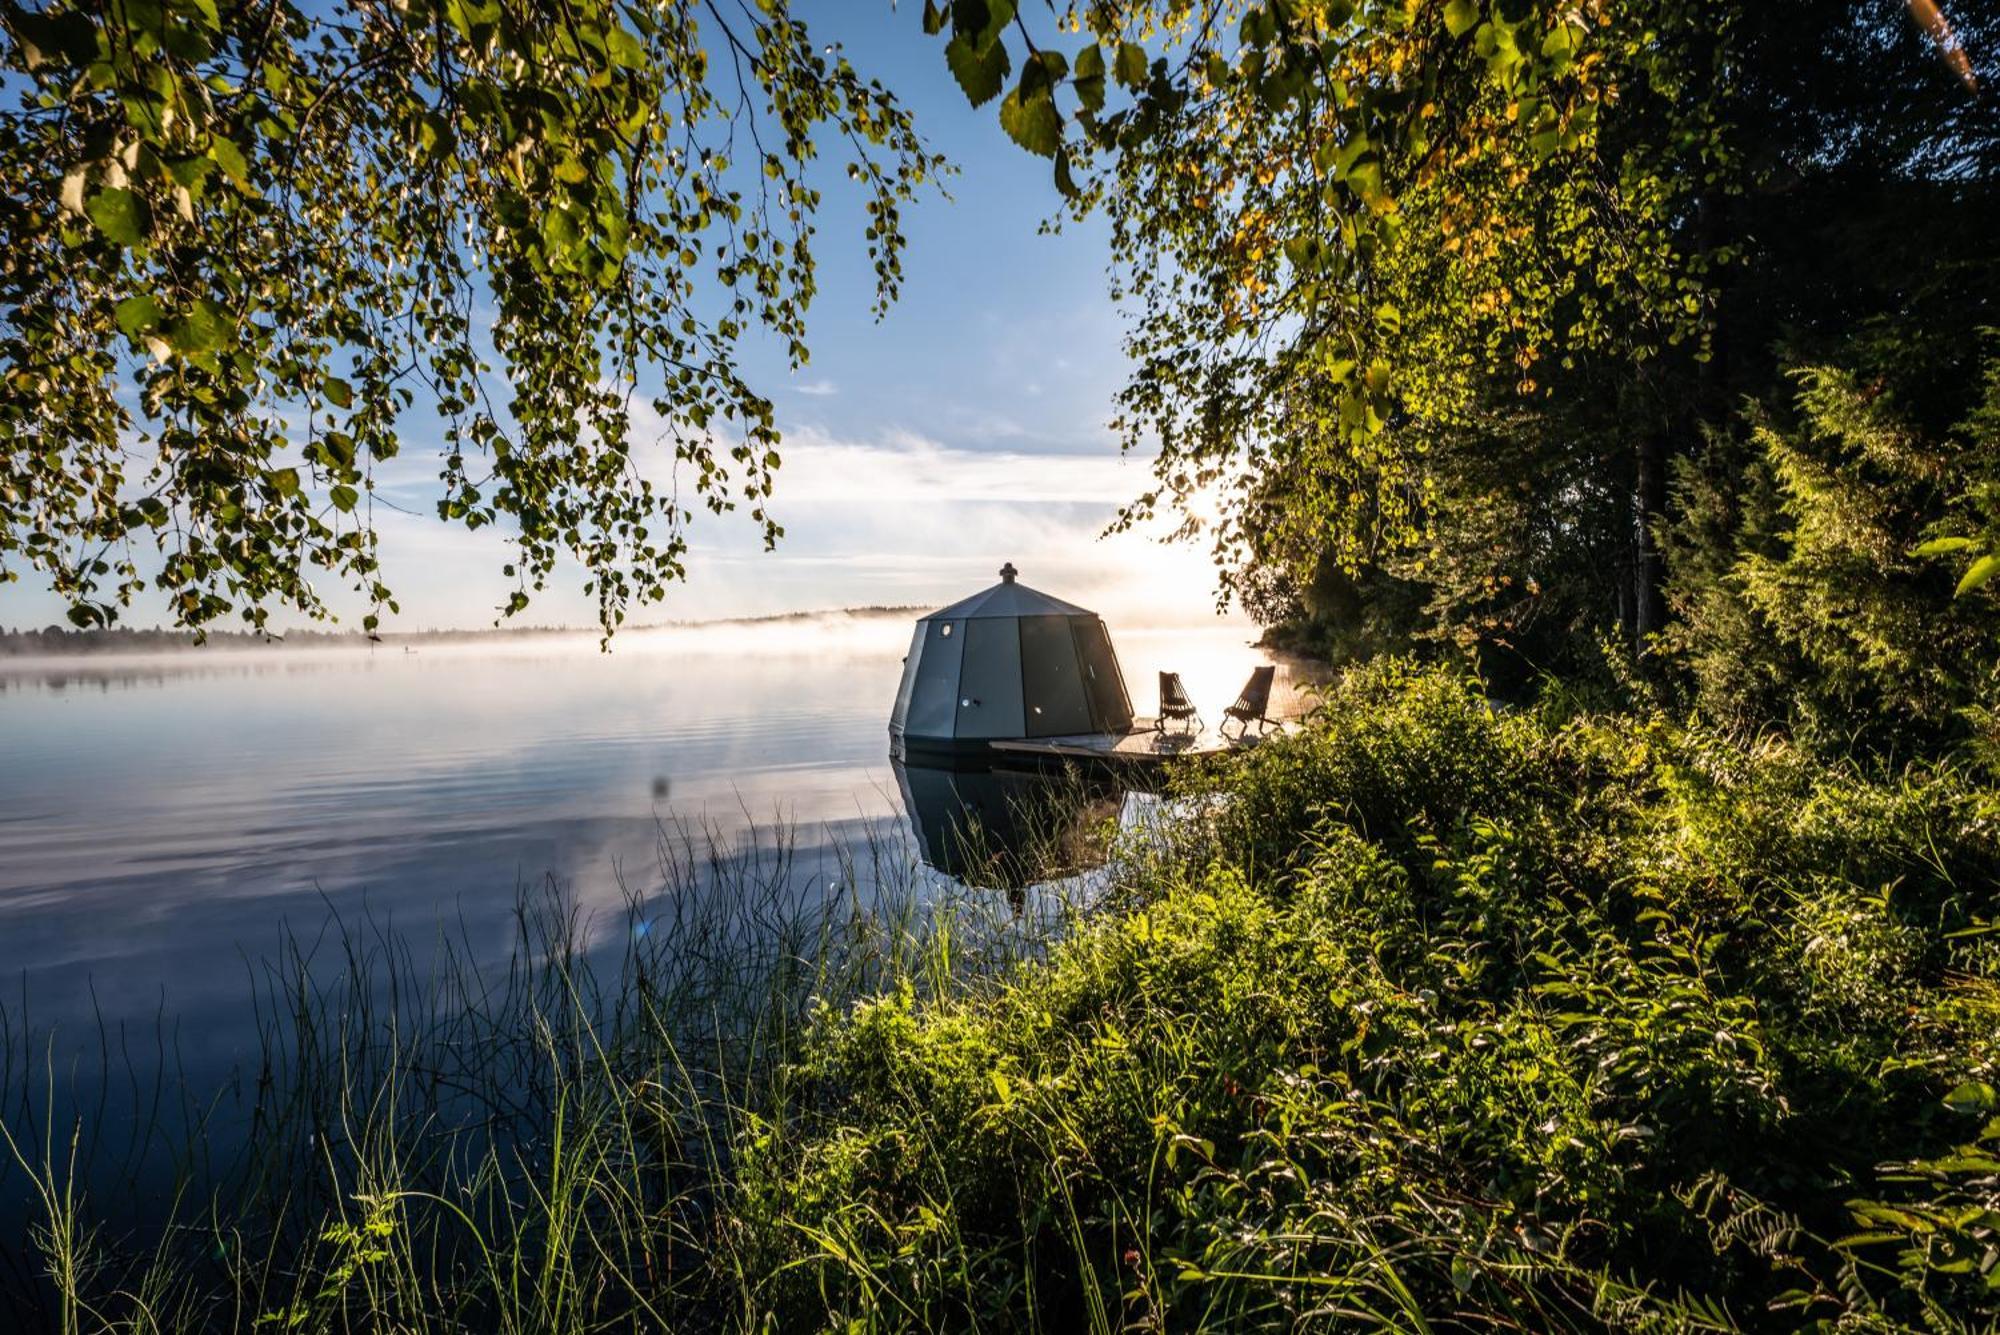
{"left": 5, "top": 0, "right": 1999, "bottom": 1329}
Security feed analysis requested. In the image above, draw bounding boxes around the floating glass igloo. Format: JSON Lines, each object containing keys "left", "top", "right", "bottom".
{"left": 889, "top": 563, "right": 1134, "bottom": 759}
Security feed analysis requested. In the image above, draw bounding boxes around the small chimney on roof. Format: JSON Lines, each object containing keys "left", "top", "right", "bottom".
{"left": 998, "top": 561, "right": 1018, "bottom": 584}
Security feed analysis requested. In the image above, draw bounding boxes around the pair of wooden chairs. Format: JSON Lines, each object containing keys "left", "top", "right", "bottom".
{"left": 1156, "top": 665, "right": 1277, "bottom": 739}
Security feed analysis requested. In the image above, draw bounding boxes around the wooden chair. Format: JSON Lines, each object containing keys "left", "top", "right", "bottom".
{"left": 1219, "top": 665, "right": 1278, "bottom": 739}
{"left": 1156, "top": 671, "right": 1202, "bottom": 734}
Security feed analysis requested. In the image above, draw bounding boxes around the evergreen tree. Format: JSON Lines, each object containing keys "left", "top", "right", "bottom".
{"left": 1665, "top": 352, "right": 2000, "bottom": 752}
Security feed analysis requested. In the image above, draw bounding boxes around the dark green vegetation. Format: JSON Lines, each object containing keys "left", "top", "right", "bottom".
{"left": 5, "top": 668, "right": 1998, "bottom": 1330}
{"left": 939, "top": 1, "right": 1999, "bottom": 725}
{"left": 739, "top": 667, "right": 2000, "bottom": 1330}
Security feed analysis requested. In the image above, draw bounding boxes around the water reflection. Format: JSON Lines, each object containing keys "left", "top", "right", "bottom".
{"left": 893, "top": 759, "right": 1125, "bottom": 890}
{"left": 0, "top": 617, "right": 1305, "bottom": 1302}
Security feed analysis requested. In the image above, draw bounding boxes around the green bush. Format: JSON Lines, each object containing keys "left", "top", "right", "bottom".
{"left": 737, "top": 663, "right": 2000, "bottom": 1331}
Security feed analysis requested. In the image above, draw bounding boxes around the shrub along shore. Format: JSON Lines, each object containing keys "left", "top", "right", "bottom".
{"left": 738, "top": 664, "right": 2000, "bottom": 1331}
{"left": 5, "top": 662, "right": 1999, "bottom": 1331}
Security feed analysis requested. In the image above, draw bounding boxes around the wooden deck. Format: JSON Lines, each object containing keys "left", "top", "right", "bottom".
{"left": 988, "top": 717, "right": 1299, "bottom": 774}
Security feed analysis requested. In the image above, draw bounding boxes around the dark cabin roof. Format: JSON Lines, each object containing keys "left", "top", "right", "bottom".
{"left": 920, "top": 563, "right": 1095, "bottom": 621}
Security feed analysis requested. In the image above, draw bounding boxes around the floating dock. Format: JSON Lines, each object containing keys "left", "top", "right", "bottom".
{"left": 986, "top": 717, "right": 1300, "bottom": 778}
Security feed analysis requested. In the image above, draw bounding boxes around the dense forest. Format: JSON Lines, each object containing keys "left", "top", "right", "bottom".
{"left": 1226, "top": 0, "right": 2000, "bottom": 758}
{"left": 4, "top": 0, "right": 2000, "bottom": 1331}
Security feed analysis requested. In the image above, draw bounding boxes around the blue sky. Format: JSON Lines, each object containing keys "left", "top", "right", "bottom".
{"left": 2, "top": 2, "right": 1237, "bottom": 633}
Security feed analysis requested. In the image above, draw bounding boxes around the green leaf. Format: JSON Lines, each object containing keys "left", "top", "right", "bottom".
{"left": 1944, "top": 1081, "right": 1998, "bottom": 1113}
{"left": 1054, "top": 147, "right": 1079, "bottom": 198}
{"left": 1019, "top": 49, "right": 1067, "bottom": 102}
{"left": 1541, "top": 20, "right": 1582, "bottom": 57}
{"left": 324, "top": 377, "right": 354, "bottom": 409}
{"left": 604, "top": 23, "right": 644, "bottom": 68}
{"left": 1333, "top": 131, "right": 1372, "bottom": 178}
{"left": 86, "top": 188, "right": 151, "bottom": 246}
{"left": 1074, "top": 43, "right": 1105, "bottom": 84}
{"left": 208, "top": 135, "right": 250, "bottom": 185}
{"left": 952, "top": 0, "right": 1014, "bottom": 45}
{"left": 114, "top": 294, "right": 164, "bottom": 336}
{"left": 329, "top": 484, "right": 360, "bottom": 513}
{"left": 542, "top": 206, "right": 580, "bottom": 255}
{"left": 170, "top": 299, "right": 232, "bottom": 354}
{"left": 1913, "top": 536, "right": 1976, "bottom": 555}
{"left": 1444, "top": 0, "right": 1480, "bottom": 38}
{"left": 165, "top": 153, "right": 216, "bottom": 190}
{"left": 1114, "top": 41, "right": 1148, "bottom": 90}
{"left": 946, "top": 33, "right": 1010, "bottom": 107}
{"left": 1347, "top": 157, "right": 1385, "bottom": 203}
{"left": 1956, "top": 554, "right": 2000, "bottom": 596}
{"left": 999, "top": 87, "right": 1062, "bottom": 158}
{"left": 922, "top": 0, "right": 947, "bottom": 36}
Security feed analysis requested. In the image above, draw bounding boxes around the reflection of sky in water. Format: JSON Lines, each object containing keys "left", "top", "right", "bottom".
{"left": 0, "top": 613, "right": 1306, "bottom": 1093}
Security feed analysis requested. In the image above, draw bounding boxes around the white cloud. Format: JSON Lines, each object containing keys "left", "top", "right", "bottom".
{"left": 664, "top": 426, "right": 1236, "bottom": 629}
{"left": 3, "top": 416, "right": 1241, "bottom": 636}
{"left": 792, "top": 378, "right": 839, "bottom": 397}
{"left": 765, "top": 425, "right": 1144, "bottom": 507}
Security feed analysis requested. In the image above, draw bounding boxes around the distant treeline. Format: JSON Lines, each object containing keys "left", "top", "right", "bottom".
{"left": 0, "top": 606, "right": 923, "bottom": 657}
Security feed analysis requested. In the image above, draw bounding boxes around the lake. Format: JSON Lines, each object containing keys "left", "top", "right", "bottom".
{"left": 0, "top": 614, "right": 1304, "bottom": 1138}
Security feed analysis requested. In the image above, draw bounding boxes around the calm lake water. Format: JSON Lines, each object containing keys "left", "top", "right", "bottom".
{"left": 0, "top": 614, "right": 1301, "bottom": 1102}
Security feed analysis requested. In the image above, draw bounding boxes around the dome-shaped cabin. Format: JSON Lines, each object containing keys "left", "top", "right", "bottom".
{"left": 890, "top": 563, "right": 1134, "bottom": 758}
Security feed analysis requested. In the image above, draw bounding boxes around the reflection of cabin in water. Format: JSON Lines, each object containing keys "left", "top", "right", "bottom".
{"left": 892, "top": 759, "right": 1122, "bottom": 889}
{"left": 890, "top": 563, "right": 1133, "bottom": 761}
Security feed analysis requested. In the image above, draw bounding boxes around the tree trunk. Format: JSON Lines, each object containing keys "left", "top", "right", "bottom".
{"left": 1633, "top": 431, "right": 1668, "bottom": 654}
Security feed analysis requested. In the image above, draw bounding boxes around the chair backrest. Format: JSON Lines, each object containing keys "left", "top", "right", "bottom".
{"left": 1228, "top": 665, "right": 1277, "bottom": 719}
{"left": 1159, "top": 671, "right": 1194, "bottom": 712}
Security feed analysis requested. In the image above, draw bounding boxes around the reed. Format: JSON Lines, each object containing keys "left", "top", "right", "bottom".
{"left": 0, "top": 793, "right": 1111, "bottom": 1332}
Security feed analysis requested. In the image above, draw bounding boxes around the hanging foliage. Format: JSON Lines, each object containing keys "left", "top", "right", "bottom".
{"left": 0, "top": 0, "right": 942, "bottom": 636}
{"left": 928, "top": 0, "right": 1725, "bottom": 588}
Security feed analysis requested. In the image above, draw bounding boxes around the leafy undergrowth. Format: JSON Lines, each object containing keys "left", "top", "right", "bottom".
{"left": 736, "top": 664, "right": 2000, "bottom": 1331}
{"left": 7, "top": 664, "right": 1997, "bottom": 1331}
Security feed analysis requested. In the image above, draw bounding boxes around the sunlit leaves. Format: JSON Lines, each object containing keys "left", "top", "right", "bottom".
{"left": 947, "top": 29, "right": 1011, "bottom": 105}
{"left": 1957, "top": 554, "right": 2000, "bottom": 596}
{"left": 1073, "top": 43, "right": 1107, "bottom": 114}
{"left": 1000, "top": 84, "right": 1063, "bottom": 157}
{"left": 1912, "top": 535, "right": 2000, "bottom": 600}
{"left": 114, "top": 294, "right": 163, "bottom": 337}
{"left": 1113, "top": 40, "right": 1149, "bottom": 90}
{"left": 931, "top": 0, "right": 1724, "bottom": 605}
{"left": 85, "top": 187, "right": 149, "bottom": 245}
{"left": 1, "top": 0, "right": 943, "bottom": 639}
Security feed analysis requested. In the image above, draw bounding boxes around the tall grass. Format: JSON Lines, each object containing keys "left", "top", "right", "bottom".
{"left": 0, "top": 793, "right": 1111, "bottom": 1332}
